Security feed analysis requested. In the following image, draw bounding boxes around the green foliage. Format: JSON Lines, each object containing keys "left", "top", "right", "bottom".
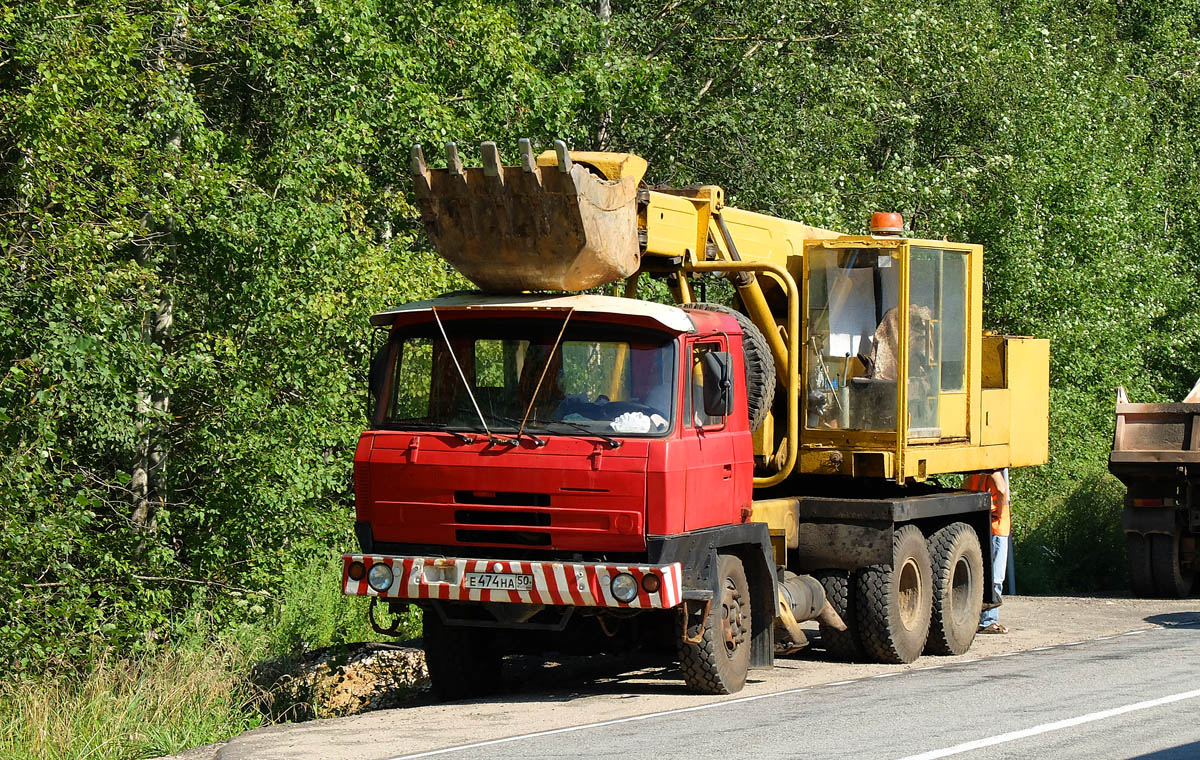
{"left": 1013, "top": 466, "right": 1128, "bottom": 593}
{"left": 2, "top": 0, "right": 1198, "bottom": 687}
{"left": 270, "top": 555, "right": 418, "bottom": 656}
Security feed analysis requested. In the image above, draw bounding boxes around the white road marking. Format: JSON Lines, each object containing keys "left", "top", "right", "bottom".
{"left": 826, "top": 680, "right": 856, "bottom": 686}
{"left": 384, "top": 687, "right": 810, "bottom": 759}
{"left": 1123, "top": 630, "right": 1147, "bottom": 636}
{"left": 1062, "top": 642, "right": 1083, "bottom": 646}
{"left": 893, "top": 688, "right": 1200, "bottom": 760}
{"left": 1029, "top": 647, "right": 1051, "bottom": 651}
{"left": 873, "top": 673, "right": 900, "bottom": 679}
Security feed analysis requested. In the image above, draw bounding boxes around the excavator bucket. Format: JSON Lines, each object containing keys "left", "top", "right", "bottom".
{"left": 411, "top": 140, "right": 646, "bottom": 293}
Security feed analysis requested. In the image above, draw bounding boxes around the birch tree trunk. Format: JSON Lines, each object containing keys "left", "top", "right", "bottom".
{"left": 131, "top": 7, "right": 187, "bottom": 548}
{"left": 596, "top": 0, "right": 613, "bottom": 149}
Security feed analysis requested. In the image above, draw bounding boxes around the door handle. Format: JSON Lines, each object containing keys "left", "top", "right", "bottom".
{"left": 722, "top": 463, "right": 732, "bottom": 479}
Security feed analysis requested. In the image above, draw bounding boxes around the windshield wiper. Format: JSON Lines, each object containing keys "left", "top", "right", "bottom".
{"left": 477, "top": 411, "right": 547, "bottom": 448}
{"left": 451, "top": 407, "right": 545, "bottom": 448}
{"left": 529, "top": 418, "right": 622, "bottom": 449}
{"left": 385, "top": 420, "right": 475, "bottom": 444}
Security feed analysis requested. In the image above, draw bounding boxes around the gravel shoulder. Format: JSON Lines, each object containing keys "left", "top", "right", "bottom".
{"left": 170, "top": 595, "right": 1200, "bottom": 760}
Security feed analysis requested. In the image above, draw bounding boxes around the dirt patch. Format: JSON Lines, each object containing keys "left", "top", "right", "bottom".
{"left": 252, "top": 642, "right": 429, "bottom": 721}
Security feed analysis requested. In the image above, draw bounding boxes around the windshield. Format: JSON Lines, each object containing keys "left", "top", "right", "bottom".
{"left": 379, "top": 318, "right": 677, "bottom": 437}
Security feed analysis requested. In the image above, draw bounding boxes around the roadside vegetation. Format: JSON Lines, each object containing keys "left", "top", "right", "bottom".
{"left": 3, "top": 0, "right": 1199, "bottom": 756}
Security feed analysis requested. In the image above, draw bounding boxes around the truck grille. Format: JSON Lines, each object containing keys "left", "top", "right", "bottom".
{"left": 454, "top": 510, "right": 551, "bottom": 527}
{"left": 454, "top": 490, "right": 551, "bottom": 507}
{"left": 455, "top": 529, "right": 551, "bottom": 546}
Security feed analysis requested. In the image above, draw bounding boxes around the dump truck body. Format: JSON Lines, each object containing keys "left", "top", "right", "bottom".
{"left": 1110, "top": 389, "right": 1200, "bottom": 597}
{"left": 342, "top": 142, "right": 1049, "bottom": 698}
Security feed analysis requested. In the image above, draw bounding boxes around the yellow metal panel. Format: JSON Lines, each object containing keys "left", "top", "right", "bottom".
{"left": 535, "top": 150, "right": 648, "bottom": 184}
{"left": 752, "top": 409, "right": 774, "bottom": 460}
{"left": 981, "top": 388, "right": 1011, "bottom": 446}
{"left": 1006, "top": 338, "right": 1050, "bottom": 466}
{"left": 981, "top": 334, "right": 1007, "bottom": 389}
{"left": 938, "top": 392, "right": 968, "bottom": 438}
{"left": 905, "top": 443, "right": 1015, "bottom": 476}
{"left": 751, "top": 498, "right": 799, "bottom": 550}
{"left": 644, "top": 193, "right": 706, "bottom": 258}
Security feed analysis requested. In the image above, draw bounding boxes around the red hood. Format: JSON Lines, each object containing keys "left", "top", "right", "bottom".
{"left": 357, "top": 431, "right": 649, "bottom": 553}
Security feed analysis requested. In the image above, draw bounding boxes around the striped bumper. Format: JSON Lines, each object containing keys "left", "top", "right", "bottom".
{"left": 341, "top": 554, "right": 683, "bottom": 610}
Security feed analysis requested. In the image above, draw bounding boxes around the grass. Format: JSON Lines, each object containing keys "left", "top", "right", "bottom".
{"left": 0, "top": 634, "right": 265, "bottom": 760}
{"left": 0, "top": 555, "right": 419, "bottom": 760}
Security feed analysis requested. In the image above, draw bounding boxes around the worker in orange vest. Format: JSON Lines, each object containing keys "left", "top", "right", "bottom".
{"left": 964, "top": 468, "right": 1010, "bottom": 634}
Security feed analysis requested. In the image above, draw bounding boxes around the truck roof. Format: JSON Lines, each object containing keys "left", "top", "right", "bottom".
{"left": 370, "top": 292, "right": 697, "bottom": 333}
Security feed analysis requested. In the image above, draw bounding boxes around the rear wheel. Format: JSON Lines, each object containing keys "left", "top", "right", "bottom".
{"left": 422, "top": 609, "right": 502, "bottom": 701}
{"left": 814, "top": 570, "right": 864, "bottom": 661}
{"left": 1127, "top": 533, "right": 1155, "bottom": 597}
{"left": 1150, "top": 531, "right": 1194, "bottom": 599}
{"left": 856, "top": 525, "right": 933, "bottom": 664}
{"left": 678, "top": 554, "right": 752, "bottom": 694}
{"left": 925, "top": 523, "right": 984, "bottom": 656}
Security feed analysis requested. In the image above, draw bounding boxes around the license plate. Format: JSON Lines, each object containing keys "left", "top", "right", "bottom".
{"left": 464, "top": 572, "right": 534, "bottom": 591}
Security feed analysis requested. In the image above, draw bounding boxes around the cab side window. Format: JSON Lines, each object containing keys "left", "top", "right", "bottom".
{"left": 686, "top": 341, "right": 727, "bottom": 428}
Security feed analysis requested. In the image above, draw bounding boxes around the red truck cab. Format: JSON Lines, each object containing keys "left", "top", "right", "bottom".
{"left": 343, "top": 293, "right": 777, "bottom": 698}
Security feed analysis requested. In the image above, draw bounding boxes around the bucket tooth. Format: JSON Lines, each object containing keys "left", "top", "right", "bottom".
{"left": 519, "top": 138, "right": 537, "bottom": 173}
{"left": 481, "top": 141, "right": 503, "bottom": 183}
{"left": 446, "top": 141, "right": 463, "bottom": 175}
{"left": 553, "top": 140, "right": 573, "bottom": 174}
{"left": 410, "top": 144, "right": 427, "bottom": 176}
{"left": 410, "top": 144, "right": 430, "bottom": 194}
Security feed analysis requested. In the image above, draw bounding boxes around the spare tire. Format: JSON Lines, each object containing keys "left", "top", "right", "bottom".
{"left": 682, "top": 303, "right": 776, "bottom": 432}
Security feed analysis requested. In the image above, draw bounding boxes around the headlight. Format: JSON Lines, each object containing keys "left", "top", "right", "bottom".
{"left": 641, "top": 573, "right": 661, "bottom": 593}
{"left": 610, "top": 572, "right": 639, "bottom": 603}
{"left": 367, "top": 562, "right": 394, "bottom": 592}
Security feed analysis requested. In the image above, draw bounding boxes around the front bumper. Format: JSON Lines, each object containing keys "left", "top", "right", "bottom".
{"left": 341, "top": 554, "right": 683, "bottom": 609}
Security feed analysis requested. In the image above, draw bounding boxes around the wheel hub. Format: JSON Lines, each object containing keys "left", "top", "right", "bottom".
{"left": 897, "top": 557, "right": 922, "bottom": 630}
{"left": 721, "top": 578, "right": 747, "bottom": 655}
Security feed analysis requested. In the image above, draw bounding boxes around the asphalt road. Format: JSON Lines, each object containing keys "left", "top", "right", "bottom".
{"left": 387, "top": 616, "right": 1200, "bottom": 760}
{"left": 185, "top": 599, "right": 1200, "bottom": 760}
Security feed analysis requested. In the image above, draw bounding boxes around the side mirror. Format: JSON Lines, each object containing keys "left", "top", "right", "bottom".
{"left": 700, "top": 351, "right": 734, "bottom": 418}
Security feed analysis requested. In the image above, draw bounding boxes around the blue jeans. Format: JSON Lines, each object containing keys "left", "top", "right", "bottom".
{"left": 980, "top": 534, "right": 1009, "bottom": 627}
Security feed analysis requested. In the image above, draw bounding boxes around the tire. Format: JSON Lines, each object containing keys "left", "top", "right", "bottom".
{"left": 678, "top": 554, "right": 752, "bottom": 694}
{"left": 1150, "top": 531, "right": 1194, "bottom": 598}
{"left": 855, "top": 524, "right": 933, "bottom": 664}
{"left": 814, "top": 570, "right": 864, "bottom": 661}
{"left": 925, "top": 523, "right": 984, "bottom": 656}
{"left": 422, "top": 609, "right": 502, "bottom": 701}
{"left": 682, "top": 303, "right": 776, "bottom": 432}
{"left": 1127, "top": 533, "right": 1155, "bottom": 597}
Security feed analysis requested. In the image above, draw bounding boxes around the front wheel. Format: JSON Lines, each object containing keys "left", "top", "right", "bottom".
{"left": 678, "top": 554, "right": 752, "bottom": 694}
{"left": 422, "top": 609, "right": 503, "bottom": 701}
